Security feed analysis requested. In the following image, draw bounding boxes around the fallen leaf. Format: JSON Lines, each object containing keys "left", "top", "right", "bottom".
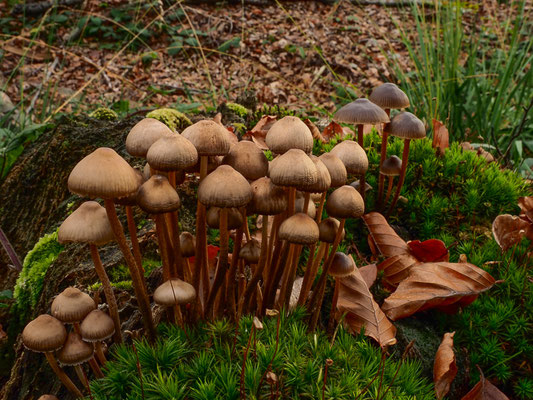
{"left": 518, "top": 196, "right": 533, "bottom": 222}
{"left": 377, "top": 253, "right": 420, "bottom": 288}
{"left": 382, "top": 262, "right": 496, "bottom": 320}
{"left": 322, "top": 121, "right": 344, "bottom": 142}
{"left": 434, "top": 332, "right": 457, "bottom": 400}
{"left": 461, "top": 367, "right": 509, "bottom": 400}
{"left": 358, "top": 264, "right": 378, "bottom": 288}
{"left": 303, "top": 119, "right": 325, "bottom": 142}
{"left": 408, "top": 239, "right": 449, "bottom": 262}
{"left": 363, "top": 212, "right": 409, "bottom": 257}
{"left": 337, "top": 267, "right": 397, "bottom": 348}
{"left": 243, "top": 115, "right": 277, "bottom": 150}
{"left": 492, "top": 214, "right": 531, "bottom": 251}
{"left": 432, "top": 119, "right": 449, "bottom": 151}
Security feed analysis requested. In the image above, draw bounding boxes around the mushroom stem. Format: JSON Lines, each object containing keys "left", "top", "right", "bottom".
{"left": 95, "top": 342, "right": 107, "bottom": 365}
{"left": 387, "top": 139, "right": 411, "bottom": 216}
{"left": 168, "top": 211, "right": 185, "bottom": 279}
{"left": 306, "top": 219, "right": 346, "bottom": 327}
{"left": 303, "top": 193, "right": 311, "bottom": 213}
{"left": 298, "top": 242, "right": 329, "bottom": 306}
{"left": 184, "top": 257, "right": 192, "bottom": 283}
{"left": 243, "top": 209, "right": 251, "bottom": 241}
{"left": 276, "top": 243, "right": 295, "bottom": 310}
{"left": 315, "top": 192, "right": 326, "bottom": 223}
{"left": 205, "top": 208, "right": 229, "bottom": 319}
{"left": 193, "top": 156, "right": 209, "bottom": 313}
{"left": 327, "top": 278, "right": 340, "bottom": 331}
{"left": 377, "top": 110, "right": 390, "bottom": 207}
{"left": 280, "top": 244, "right": 301, "bottom": 310}
{"left": 104, "top": 199, "right": 156, "bottom": 342}
{"left": 74, "top": 365, "right": 89, "bottom": 390}
{"left": 241, "top": 214, "right": 269, "bottom": 315}
{"left": 125, "top": 205, "right": 143, "bottom": 270}
{"left": 261, "top": 241, "right": 290, "bottom": 313}
{"left": 357, "top": 124, "right": 364, "bottom": 147}
{"left": 88, "top": 357, "right": 104, "bottom": 379}
{"left": 265, "top": 214, "right": 282, "bottom": 279}
{"left": 357, "top": 124, "right": 367, "bottom": 202}
{"left": 155, "top": 214, "right": 172, "bottom": 281}
{"left": 89, "top": 244, "right": 122, "bottom": 344}
{"left": 44, "top": 353, "right": 83, "bottom": 398}
{"left": 226, "top": 215, "right": 245, "bottom": 319}
{"left": 287, "top": 187, "right": 296, "bottom": 216}
{"left": 384, "top": 175, "right": 394, "bottom": 206}
{"left": 309, "top": 277, "right": 327, "bottom": 331}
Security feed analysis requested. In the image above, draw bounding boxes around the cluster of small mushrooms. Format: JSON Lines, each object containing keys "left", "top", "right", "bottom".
{"left": 22, "top": 82, "right": 426, "bottom": 397}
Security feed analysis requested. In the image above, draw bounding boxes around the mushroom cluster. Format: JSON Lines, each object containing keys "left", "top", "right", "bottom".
{"left": 22, "top": 287, "right": 115, "bottom": 398}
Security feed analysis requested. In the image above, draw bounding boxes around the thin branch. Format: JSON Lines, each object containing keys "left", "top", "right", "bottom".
{"left": 0, "top": 226, "right": 23, "bottom": 272}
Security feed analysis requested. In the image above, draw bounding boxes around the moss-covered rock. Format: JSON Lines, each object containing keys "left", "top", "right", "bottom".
{"left": 146, "top": 108, "right": 192, "bottom": 131}
{"left": 88, "top": 107, "right": 118, "bottom": 121}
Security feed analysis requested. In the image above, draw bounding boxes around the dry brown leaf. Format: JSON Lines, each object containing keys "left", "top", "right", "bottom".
{"left": 461, "top": 368, "right": 509, "bottom": 400}
{"left": 322, "top": 121, "right": 344, "bottom": 142}
{"left": 432, "top": 119, "right": 450, "bottom": 151}
{"left": 358, "top": 264, "right": 378, "bottom": 288}
{"left": 303, "top": 119, "right": 325, "bottom": 143}
{"left": 518, "top": 196, "right": 533, "bottom": 222}
{"left": 492, "top": 214, "right": 531, "bottom": 251}
{"left": 434, "top": 332, "right": 457, "bottom": 400}
{"left": 382, "top": 262, "right": 496, "bottom": 320}
{"left": 337, "top": 267, "right": 397, "bottom": 348}
{"left": 243, "top": 115, "right": 277, "bottom": 150}
{"left": 363, "top": 212, "right": 409, "bottom": 257}
{"left": 377, "top": 253, "right": 420, "bottom": 288}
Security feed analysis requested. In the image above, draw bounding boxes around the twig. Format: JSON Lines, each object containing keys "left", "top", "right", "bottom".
{"left": 0, "top": 226, "right": 23, "bottom": 272}
{"left": 26, "top": 57, "right": 59, "bottom": 117}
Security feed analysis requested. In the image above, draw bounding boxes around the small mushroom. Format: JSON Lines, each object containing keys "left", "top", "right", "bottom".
{"left": 265, "top": 116, "right": 314, "bottom": 155}
{"left": 57, "top": 332, "right": 100, "bottom": 386}
{"left": 125, "top": 118, "right": 173, "bottom": 158}
{"left": 380, "top": 155, "right": 402, "bottom": 206}
{"left": 153, "top": 279, "right": 196, "bottom": 325}
{"left": 222, "top": 141, "right": 269, "bottom": 181}
{"left": 179, "top": 232, "right": 196, "bottom": 282}
{"left": 80, "top": 309, "right": 115, "bottom": 365}
{"left": 329, "top": 139, "right": 369, "bottom": 201}
{"left": 327, "top": 253, "right": 356, "bottom": 329}
{"left": 206, "top": 207, "right": 244, "bottom": 230}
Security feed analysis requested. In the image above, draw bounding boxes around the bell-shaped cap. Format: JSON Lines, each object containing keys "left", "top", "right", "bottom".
{"left": 318, "top": 153, "right": 347, "bottom": 187}
{"left": 126, "top": 118, "right": 173, "bottom": 158}
{"left": 51, "top": 287, "right": 96, "bottom": 323}
{"left": 326, "top": 185, "right": 364, "bottom": 219}
{"left": 329, "top": 252, "right": 356, "bottom": 277}
{"left": 265, "top": 116, "right": 314, "bottom": 154}
{"left": 80, "top": 310, "right": 115, "bottom": 342}
{"left": 206, "top": 207, "right": 243, "bottom": 230}
{"left": 333, "top": 98, "right": 390, "bottom": 125}
{"left": 319, "top": 218, "right": 345, "bottom": 243}
{"left": 38, "top": 396, "right": 59, "bottom": 400}
{"left": 269, "top": 149, "right": 318, "bottom": 188}
{"left": 180, "top": 232, "right": 196, "bottom": 257}
{"left": 239, "top": 239, "right": 261, "bottom": 264}
{"left": 22, "top": 314, "right": 67, "bottom": 353}
{"left": 381, "top": 155, "right": 402, "bottom": 176}
{"left": 153, "top": 279, "right": 196, "bottom": 306}
{"left": 58, "top": 201, "right": 114, "bottom": 246}
{"left": 198, "top": 165, "right": 252, "bottom": 208}
{"left": 146, "top": 134, "right": 198, "bottom": 171}
{"left": 115, "top": 168, "right": 144, "bottom": 206}
{"left": 349, "top": 180, "right": 373, "bottom": 193}
{"left": 330, "top": 140, "right": 368, "bottom": 175}
{"left": 387, "top": 112, "right": 426, "bottom": 140}
{"left": 247, "top": 177, "right": 287, "bottom": 216}
{"left": 369, "top": 83, "right": 410, "bottom": 110}
{"left": 68, "top": 147, "right": 141, "bottom": 199}
{"left": 137, "top": 175, "right": 180, "bottom": 214}
{"left": 222, "top": 141, "right": 268, "bottom": 181}
{"left": 57, "top": 332, "right": 94, "bottom": 366}
{"left": 181, "top": 120, "right": 231, "bottom": 156}
{"left": 279, "top": 213, "right": 319, "bottom": 245}
{"left": 298, "top": 156, "right": 331, "bottom": 193}
{"left": 295, "top": 194, "right": 316, "bottom": 219}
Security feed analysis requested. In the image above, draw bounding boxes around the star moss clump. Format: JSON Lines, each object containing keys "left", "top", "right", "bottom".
{"left": 146, "top": 108, "right": 192, "bottom": 131}
{"left": 88, "top": 107, "right": 119, "bottom": 121}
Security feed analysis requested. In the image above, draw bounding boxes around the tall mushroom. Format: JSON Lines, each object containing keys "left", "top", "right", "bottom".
{"left": 329, "top": 140, "right": 368, "bottom": 199}
{"left": 80, "top": 309, "right": 115, "bottom": 365}
{"left": 198, "top": 165, "right": 252, "bottom": 318}
{"left": 369, "top": 83, "right": 410, "bottom": 206}
{"left": 386, "top": 112, "right": 426, "bottom": 214}
{"left": 380, "top": 156, "right": 402, "bottom": 207}
{"left": 68, "top": 147, "right": 155, "bottom": 341}
{"left": 265, "top": 116, "right": 314, "bottom": 155}
{"left": 22, "top": 315, "right": 83, "bottom": 398}
{"left": 317, "top": 153, "right": 347, "bottom": 222}
{"left": 58, "top": 201, "right": 122, "bottom": 343}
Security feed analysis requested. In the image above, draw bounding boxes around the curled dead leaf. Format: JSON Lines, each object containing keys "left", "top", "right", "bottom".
{"left": 518, "top": 196, "right": 533, "bottom": 222}
{"left": 337, "top": 267, "right": 396, "bottom": 348}
{"left": 461, "top": 367, "right": 509, "bottom": 400}
{"left": 432, "top": 119, "right": 450, "bottom": 152}
{"left": 358, "top": 264, "right": 378, "bottom": 288}
{"left": 492, "top": 214, "right": 531, "bottom": 251}
{"left": 377, "top": 253, "right": 420, "bottom": 288}
{"left": 363, "top": 212, "right": 409, "bottom": 257}
{"left": 408, "top": 239, "right": 449, "bottom": 262}
{"left": 434, "top": 332, "right": 457, "bottom": 400}
{"left": 303, "top": 119, "right": 325, "bottom": 143}
{"left": 322, "top": 121, "right": 344, "bottom": 142}
{"left": 243, "top": 115, "right": 277, "bottom": 150}
{"left": 382, "top": 262, "right": 496, "bottom": 320}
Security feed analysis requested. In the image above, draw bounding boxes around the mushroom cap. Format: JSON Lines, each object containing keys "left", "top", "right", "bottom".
{"left": 146, "top": 134, "right": 198, "bottom": 171}
{"left": 126, "top": 118, "right": 173, "bottom": 158}
{"left": 180, "top": 232, "right": 196, "bottom": 257}
{"left": 381, "top": 155, "right": 402, "bottom": 176}
{"left": 58, "top": 201, "right": 114, "bottom": 246}
{"left": 279, "top": 213, "right": 319, "bottom": 245}
{"left": 137, "top": 175, "right": 181, "bottom": 214}
{"left": 298, "top": 156, "right": 331, "bottom": 193}
{"left": 387, "top": 112, "right": 426, "bottom": 140}
{"left": 222, "top": 141, "right": 268, "bottom": 181}
{"left": 80, "top": 310, "right": 115, "bottom": 342}
{"left": 68, "top": 147, "right": 141, "bottom": 199}
{"left": 329, "top": 140, "right": 368, "bottom": 175}
{"left": 349, "top": 180, "right": 373, "bottom": 193}
{"left": 319, "top": 218, "right": 345, "bottom": 243}
{"left": 333, "top": 98, "right": 390, "bottom": 125}
{"left": 22, "top": 315, "right": 67, "bottom": 353}
{"left": 265, "top": 116, "right": 313, "bottom": 154}
{"left": 153, "top": 279, "right": 196, "bottom": 306}
{"left": 369, "top": 83, "right": 410, "bottom": 110}
{"left": 57, "top": 332, "right": 94, "bottom": 366}
{"left": 51, "top": 287, "right": 96, "bottom": 323}
{"left": 198, "top": 165, "right": 252, "bottom": 208}
{"left": 318, "top": 153, "right": 347, "bottom": 187}
{"left": 247, "top": 177, "right": 288, "bottom": 216}
{"left": 38, "top": 395, "right": 59, "bottom": 400}
{"left": 329, "top": 252, "right": 356, "bottom": 277}
{"left": 239, "top": 239, "right": 261, "bottom": 263}
{"left": 115, "top": 168, "right": 144, "bottom": 206}
{"left": 206, "top": 207, "right": 244, "bottom": 230}
{"left": 326, "top": 185, "right": 364, "bottom": 219}
{"left": 295, "top": 194, "right": 317, "bottom": 219}
{"left": 181, "top": 120, "right": 231, "bottom": 156}
{"left": 269, "top": 149, "right": 318, "bottom": 188}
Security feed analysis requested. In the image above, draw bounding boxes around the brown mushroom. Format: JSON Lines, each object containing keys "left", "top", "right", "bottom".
{"left": 179, "top": 232, "right": 195, "bottom": 282}
{"left": 327, "top": 252, "right": 356, "bottom": 329}
{"left": 80, "top": 309, "right": 115, "bottom": 365}
{"left": 380, "top": 155, "right": 402, "bottom": 206}
{"left": 125, "top": 118, "right": 173, "bottom": 158}
{"left": 265, "top": 116, "right": 314, "bottom": 155}
{"left": 57, "top": 332, "right": 101, "bottom": 386}
{"left": 153, "top": 279, "right": 196, "bottom": 325}
{"left": 329, "top": 139, "right": 369, "bottom": 201}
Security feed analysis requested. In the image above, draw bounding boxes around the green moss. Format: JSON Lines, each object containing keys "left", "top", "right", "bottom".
{"left": 88, "top": 107, "right": 118, "bottom": 121}
{"left": 89, "top": 309, "right": 434, "bottom": 399}
{"left": 225, "top": 102, "right": 249, "bottom": 118}
{"left": 146, "top": 108, "right": 192, "bottom": 131}
{"left": 12, "top": 230, "right": 64, "bottom": 324}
